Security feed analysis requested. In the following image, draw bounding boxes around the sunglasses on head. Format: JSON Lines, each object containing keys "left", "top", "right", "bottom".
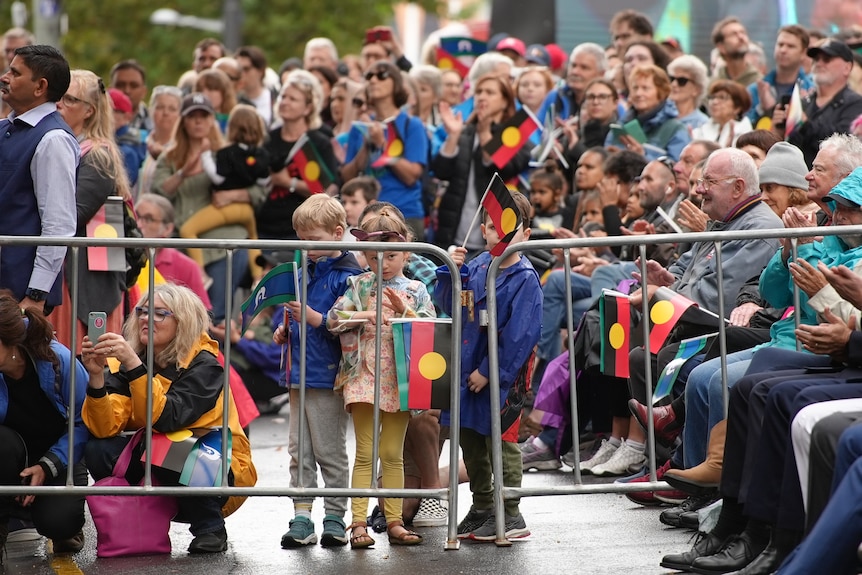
{"left": 365, "top": 69, "right": 391, "bottom": 82}
{"left": 351, "top": 229, "right": 406, "bottom": 242}
{"left": 669, "top": 76, "right": 691, "bottom": 87}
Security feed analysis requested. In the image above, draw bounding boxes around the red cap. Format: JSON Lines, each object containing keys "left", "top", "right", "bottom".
{"left": 545, "top": 44, "right": 567, "bottom": 70}
{"left": 495, "top": 37, "right": 526, "bottom": 57}
{"left": 108, "top": 88, "right": 133, "bottom": 114}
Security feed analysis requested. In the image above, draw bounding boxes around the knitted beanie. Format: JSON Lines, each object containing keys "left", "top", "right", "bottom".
{"left": 758, "top": 142, "right": 809, "bottom": 189}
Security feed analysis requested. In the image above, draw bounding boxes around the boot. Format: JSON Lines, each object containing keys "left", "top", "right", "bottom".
{"left": 664, "top": 420, "right": 726, "bottom": 496}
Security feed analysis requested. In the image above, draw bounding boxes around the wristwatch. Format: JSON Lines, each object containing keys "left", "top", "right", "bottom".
{"left": 25, "top": 288, "right": 48, "bottom": 302}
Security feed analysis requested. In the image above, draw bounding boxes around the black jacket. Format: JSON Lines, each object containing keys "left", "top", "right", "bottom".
{"left": 789, "top": 86, "right": 862, "bottom": 167}
{"left": 432, "top": 123, "right": 531, "bottom": 249}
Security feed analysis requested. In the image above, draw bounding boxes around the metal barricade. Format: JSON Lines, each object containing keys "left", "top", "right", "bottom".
{"left": 0, "top": 235, "right": 464, "bottom": 550}
{"left": 483, "top": 224, "right": 850, "bottom": 545}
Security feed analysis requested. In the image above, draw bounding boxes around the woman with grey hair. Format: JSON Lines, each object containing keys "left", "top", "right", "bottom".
{"left": 409, "top": 65, "right": 443, "bottom": 128}
{"left": 667, "top": 54, "right": 709, "bottom": 131}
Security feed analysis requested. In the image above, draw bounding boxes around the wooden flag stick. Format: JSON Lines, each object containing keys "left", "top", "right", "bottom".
{"left": 459, "top": 174, "right": 497, "bottom": 250}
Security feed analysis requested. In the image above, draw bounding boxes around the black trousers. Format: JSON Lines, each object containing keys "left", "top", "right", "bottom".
{"left": 808, "top": 411, "right": 862, "bottom": 531}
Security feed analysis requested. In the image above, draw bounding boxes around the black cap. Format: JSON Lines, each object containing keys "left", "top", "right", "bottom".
{"left": 181, "top": 92, "right": 215, "bottom": 117}
{"left": 807, "top": 39, "right": 854, "bottom": 63}
{"left": 255, "top": 252, "right": 281, "bottom": 269}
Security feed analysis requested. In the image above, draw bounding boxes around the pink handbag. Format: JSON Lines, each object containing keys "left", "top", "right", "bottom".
{"left": 86, "top": 429, "right": 179, "bottom": 557}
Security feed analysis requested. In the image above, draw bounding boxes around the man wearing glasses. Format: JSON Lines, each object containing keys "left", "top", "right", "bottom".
{"left": 0, "top": 45, "right": 77, "bottom": 313}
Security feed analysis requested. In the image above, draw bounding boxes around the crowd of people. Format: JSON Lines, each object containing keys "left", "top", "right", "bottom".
{"left": 2, "top": 6, "right": 862, "bottom": 571}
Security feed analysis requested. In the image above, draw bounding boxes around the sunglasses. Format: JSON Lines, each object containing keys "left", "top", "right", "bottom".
{"left": 351, "top": 229, "right": 406, "bottom": 242}
{"left": 352, "top": 97, "right": 367, "bottom": 108}
{"left": 364, "top": 69, "right": 391, "bottom": 82}
{"left": 669, "top": 76, "right": 691, "bottom": 87}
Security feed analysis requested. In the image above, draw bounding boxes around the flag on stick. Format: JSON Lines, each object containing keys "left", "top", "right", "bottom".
{"left": 87, "top": 196, "right": 125, "bottom": 272}
{"left": 652, "top": 333, "right": 715, "bottom": 404}
{"left": 599, "top": 290, "right": 632, "bottom": 377}
{"left": 392, "top": 319, "right": 452, "bottom": 411}
{"left": 371, "top": 121, "right": 404, "bottom": 168}
{"left": 482, "top": 108, "right": 540, "bottom": 168}
{"left": 647, "top": 287, "right": 696, "bottom": 350}
{"left": 241, "top": 262, "right": 299, "bottom": 330}
{"left": 481, "top": 173, "right": 523, "bottom": 257}
{"left": 286, "top": 134, "right": 335, "bottom": 194}
{"left": 784, "top": 83, "right": 805, "bottom": 138}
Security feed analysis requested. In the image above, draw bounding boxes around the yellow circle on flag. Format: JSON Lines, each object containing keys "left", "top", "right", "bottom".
{"left": 166, "top": 429, "right": 193, "bottom": 441}
{"left": 500, "top": 207, "right": 518, "bottom": 235}
{"left": 650, "top": 300, "right": 675, "bottom": 325}
{"left": 389, "top": 139, "right": 403, "bottom": 157}
{"left": 304, "top": 161, "right": 320, "bottom": 181}
{"left": 501, "top": 126, "right": 521, "bottom": 148}
{"left": 438, "top": 57, "right": 454, "bottom": 70}
{"left": 94, "top": 223, "right": 119, "bottom": 238}
{"left": 418, "top": 351, "right": 447, "bottom": 380}
{"left": 609, "top": 323, "right": 626, "bottom": 349}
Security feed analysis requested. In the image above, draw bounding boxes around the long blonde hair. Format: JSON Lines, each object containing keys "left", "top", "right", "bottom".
{"left": 69, "top": 69, "right": 132, "bottom": 200}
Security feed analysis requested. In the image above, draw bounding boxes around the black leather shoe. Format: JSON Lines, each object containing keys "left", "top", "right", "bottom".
{"left": 188, "top": 527, "right": 228, "bottom": 554}
{"left": 679, "top": 511, "right": 700, "bottom": 530}
{"left": 691, "top": 532, "right": 767, "bottom": 574}
{"left": 725, "top": 543, "right": 784, "bottom": 575}
{"left": 659, "top": 493, "right": 718, "bottom": 528}
{"left": 660, "top": 531, "right": 730, "bottom": 571}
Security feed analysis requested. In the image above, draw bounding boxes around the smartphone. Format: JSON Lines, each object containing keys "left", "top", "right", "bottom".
{"left": 88, "top": 312, "right": 107, "bottom": 342}
{"left": 364, "top": 28, "right": 391, "bottom": 44}
{"left": 780, "top": 94, "right": 792, "bottom": 107}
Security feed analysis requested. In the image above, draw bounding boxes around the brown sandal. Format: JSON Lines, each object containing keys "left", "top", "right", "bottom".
{"left": 387, "top": 521, "right": 423, "bottom": 546}
{"left": 347, "top": 522, "right": 375, "bottom": 549}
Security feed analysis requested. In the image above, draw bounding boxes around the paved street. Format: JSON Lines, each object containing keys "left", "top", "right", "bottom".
{"left": 4, "top": 408, "right": 693, "bottom": 575}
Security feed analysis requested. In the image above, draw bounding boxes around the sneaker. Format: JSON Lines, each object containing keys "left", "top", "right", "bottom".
{"left": 561, "top": 448, "right": 576, "bottom": 468}
{"left": 51, "top": 530, "right": 84, "bottom": 553}
{"left": 412, "top": 499, "right": 448, "bottom": 527}
{"left": 622, "top": 460, "right": 674, "bottom": 506}
{"left": 320, "top": 515, "right": 348, "bottom": 547}
{"left": 281, "top": 516, "right": 318, "bottom": 548}
{"left": 456, "top": 507, "right": 491, "bottom": 539}
{"left": 521, "top": 438, "right": 562, "bottom": 471}
{"left": 470, "top": 512, "right": 530, "bottom": 541}
{"left": 579, "top": 439, "right": 618, "bottom": 474}
{"left": 590, "top": 441, "right": 647, "bottom": 477}
{"left": 188, "top": 527, "right": 228, "bottom": 554}
{"left": 6, "top": 518, "right": 40, "bottom": 543}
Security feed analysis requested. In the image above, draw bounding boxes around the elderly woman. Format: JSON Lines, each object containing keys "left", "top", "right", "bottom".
{"left": 153, "top": 93, "right": 264, "bottom": 323}
{"left": 693, "top": 80, "right": 754, "bottom": 147}
{"left": 667, "top": 55, "right": 710, "bottom": 131}
{"left": 605, "top": 64, "right": 690, "bottom": 161}
{"left": 194, "top": 69, "right": 238, "bottom": 133}
{"left": 409, "top": 65, "right": 443, "bottom": 129}
{"left": 139, "top": 85, "right": 183, "bottom": 195}
{"left": 341, "top": 61, "right": 429, "bottom": 240}
{"left": 81, "top": 283, "right": 257, "bottom": 554}
{"left": 0, "top": 292, "right": 89, "bottom": 553}
{"left": 52, "top": 69, "right": 132, "bottom": 352}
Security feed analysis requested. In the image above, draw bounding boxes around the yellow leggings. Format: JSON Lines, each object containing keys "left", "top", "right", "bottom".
{"left": 179, "top": 203, "right": 262, "bottom": 277}
{"left": 350, "top": 403, "right": 410, "bottom": 525}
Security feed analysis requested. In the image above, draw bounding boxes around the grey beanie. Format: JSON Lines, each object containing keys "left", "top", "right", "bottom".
{"left": 758, "top": 142, "right": 809, "bottom": 190}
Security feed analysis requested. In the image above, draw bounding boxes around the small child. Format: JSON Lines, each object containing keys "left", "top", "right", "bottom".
{"left": 341, "top": 176, "right": 380, "bottom": 230}
{"left": 327, "top": 208, "right": 435, "bottom": 549}
{"left": 180, "top": 104, "right": 269, "bottom": 278}
{"left": 435, "top": 190, "right": 542, "bottom": 541}
{"left": 576, "top": 189, "right": 604, "bottom": 231}
{"left": 272, "top": 194, "right": 364, "bottom": 548}
{"left": 529, "top": 162, "right": 574, "bottom": 233}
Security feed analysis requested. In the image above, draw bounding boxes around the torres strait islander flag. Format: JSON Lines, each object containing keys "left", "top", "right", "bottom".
{"left": 599, "top": 290, "right": 631, "bottom": 378}
{"left": 482, "top": 173, "right": 523, "bottom": 257}
{"left": 287, "top": 135, "right": 334, "bottom": 194}
{"left": 483, "top": 108, "right": 540, "bottom": 169}
{"left": 370, "top": 120, "right": 404, "bottom": 169}
{"left": 647, "top": 287, "right": 696, "bottom": 350}
{"left": 392, "top": 319, "right": 452, "bottom": 411}
{"left": 436, "top": 37, "right": 486, "bottom": 78}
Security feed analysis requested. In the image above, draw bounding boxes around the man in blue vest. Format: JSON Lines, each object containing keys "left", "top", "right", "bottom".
{"left": 0, "top": 45, "right": 78, "bottom": 312}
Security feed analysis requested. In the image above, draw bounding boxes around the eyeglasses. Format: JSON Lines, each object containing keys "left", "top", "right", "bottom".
{"left": 364, "top": 69, "right": 391, "bottom": 82}
{"left": 669, "top": 76, "right": 691, "bottom": 87}
{"left": 61, "top": 94, "right": 90, "bottom": 107}
{"left": 585, "top": 93, "right": 613, "bottom": 103}
{"left": 136, "top": 214, "right": 165, "bottom": 225}
{"left": 696, "top": 176, "right": 737, "bottom": 191}
{"left": 707, "top": 92, "right": 732, "bottom": 102}
{"left": 352, "top": 97, "right": 367, "bottom": 108}
{"left": 134, "top": 307, "right": 174, "bottom": 322}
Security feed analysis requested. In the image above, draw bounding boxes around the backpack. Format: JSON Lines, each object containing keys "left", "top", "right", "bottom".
{"left": 122, "top": 199, "right": 147, "bottom": 289}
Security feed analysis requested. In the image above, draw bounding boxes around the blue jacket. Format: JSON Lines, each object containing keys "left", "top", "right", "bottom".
{"left": 0, "top": 340, "right": 89, "bottom": 477}
{"left": 745, "top": 68, "right": 814, "bottom": 124}
{"left": 235, "top": 305, "right": 284, "bottom": 385}
{"left": 279, "top": 252, "right": 363, "bottom": 389}
{"left": 435, "top": 252, "right": 542, "bottom": 436}
{"left": 604, "top": 99, "right": 690, "bottom": 161}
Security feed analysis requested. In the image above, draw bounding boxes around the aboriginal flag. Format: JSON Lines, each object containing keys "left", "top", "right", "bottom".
{"left": 370, "top": 121, "right": 404, "bottom": 168}
{"left": 483, "top": 108, "right": 540, "bottom": 169}
{"left": 647, "top": 287, "right": 696, "bottom": 350}
{"left": 435, "top": 47, "right": 470, "bottom": 77}
{"left": 87, "top": 196, "right": 125, "bottom": 272}
{"left": 179, "top": 429, "right": 232, "bottom": 487}
{"left": 482, "top": 173, "right": 523, "bottom": 257}
{"left": 288, "top": 137, "right": 334, "bottom": 194}
{"left": 393, "top": 319, "right": 452, "bottom": 411}
{"left": 599, "top": 291, "right": 631, "bottom": 378}
{"left": 145, "top": 429, "right": 209, "bottom": 474}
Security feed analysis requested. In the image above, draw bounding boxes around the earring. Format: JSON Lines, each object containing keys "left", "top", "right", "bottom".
{"left": 11, "top": 354, "right": 15, "bottom": 360}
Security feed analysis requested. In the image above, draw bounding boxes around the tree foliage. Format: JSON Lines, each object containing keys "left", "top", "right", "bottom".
{"left": 0, "top": 0, "right": 439, "bottom": 86}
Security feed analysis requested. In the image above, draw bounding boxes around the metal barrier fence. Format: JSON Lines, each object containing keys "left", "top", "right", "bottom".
{"left": 483, "top": 224, "right": 858, "bottom": 545}
{"left": 0, "top": 223, "right": 854, "bottom": 548}
{"left": 0, "top": 236, "right": 464, "bottom": 549}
